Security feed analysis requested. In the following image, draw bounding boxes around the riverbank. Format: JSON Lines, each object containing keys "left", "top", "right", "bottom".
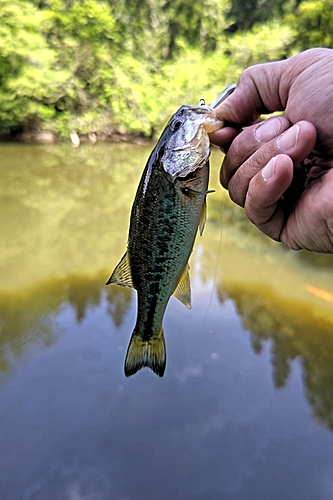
{"left": 0, "top": 129, "right": 153, "bottom": 146}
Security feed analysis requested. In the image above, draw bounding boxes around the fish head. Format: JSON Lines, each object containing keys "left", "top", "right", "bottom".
{"left": 161, "top": 105, "right": 223, "bottom": 178}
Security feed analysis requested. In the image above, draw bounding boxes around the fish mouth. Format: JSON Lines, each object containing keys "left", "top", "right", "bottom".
{"left": 168, "top": 120, "right": 212, "bottom": 178}
{"left": 198, "top": 106, "right": 224, "bottom": 133}
{"left": 161, "top": 105, "right": 223, "bottom": 179}
{"left": 173, "top": 107, "right": 223, "bottom": 153}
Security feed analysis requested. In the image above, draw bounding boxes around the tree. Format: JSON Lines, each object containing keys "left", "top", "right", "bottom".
{"left": 0, "top": 0, "right": 318, "bottom": 137}
{"left": 0, "top": 0, "right": 66, "bottom": 132}
{"left": 226, "top": 0, "right": 297, "bottom": 32}
{"left": 111, "top": 0, "right": 231, "bottom": 60}
{"left": 36, "top": 0, "right": 121, "bottom": 134}
{"left": 287, "top": 0, "right": 333, "bottom": 49}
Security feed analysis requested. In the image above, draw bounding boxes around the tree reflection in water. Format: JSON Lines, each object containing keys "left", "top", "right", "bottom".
{"left": 217, "top": 282, "right": 333, "bottom": 430}
{"left": 2, "top": 266, "right": 333, "bottom": 433}
{"left": 0, "top": 272, "right": 133, "bottom": 376}
{"left": 106, "top": 285, "right": 133, "bottom": 328}
{"left": 1, "top": 137, "right": 333, "bottom": 434}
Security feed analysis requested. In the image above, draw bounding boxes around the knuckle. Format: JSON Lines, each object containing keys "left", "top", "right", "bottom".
{"left": 239, "top": 66, "right": 257, "bottom": 85}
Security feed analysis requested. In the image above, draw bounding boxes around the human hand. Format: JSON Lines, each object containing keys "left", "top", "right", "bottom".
{"left": 211, "top": 48, "right": 333, "bottom": 253}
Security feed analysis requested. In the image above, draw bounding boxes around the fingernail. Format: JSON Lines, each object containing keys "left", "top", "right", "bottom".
{"left": 255, "top": 117, "right": 282, "bottom": 142}
{"left": 262, "top": 157, "right": 276, "bottom": 181}
{"left": 277, "top": 125, "right": 299, "bottom": 151}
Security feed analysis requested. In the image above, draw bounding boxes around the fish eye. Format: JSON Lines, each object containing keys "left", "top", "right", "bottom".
{"left": 171, "top": 119, "right": 183, "bottom": 133}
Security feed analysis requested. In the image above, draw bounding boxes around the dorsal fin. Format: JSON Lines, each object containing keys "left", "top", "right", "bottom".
{"left": 173, "top": 265, "right": 191, "bottom": 309}
{"left": 106, "top": 252, "right": 133, "bottom": 287}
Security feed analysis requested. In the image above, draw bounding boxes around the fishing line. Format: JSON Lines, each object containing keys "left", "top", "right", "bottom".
{"left": 201, "top": 83, "right": 292, "bottom": 340}
{"left": 198, "top": 85, "right": 237, "bottom": 330}
{"left": 199, "top": 173, "right": 294, "bottom": 336}
{"left": 200, "top": 165, "right": 226, "bottom": 329}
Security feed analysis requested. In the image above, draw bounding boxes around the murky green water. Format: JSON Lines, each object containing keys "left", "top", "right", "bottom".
{"left": 1, "top": 142, "right": 333, "bottom": 500}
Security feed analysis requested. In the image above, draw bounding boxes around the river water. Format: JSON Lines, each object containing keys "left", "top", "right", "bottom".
{"left": 1, "top": 142, "right": 333, "bottom": 500}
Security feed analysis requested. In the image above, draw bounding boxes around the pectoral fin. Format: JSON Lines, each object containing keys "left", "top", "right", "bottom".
{"left": 106, "top": 251, "right": 133, "bottom": 287}
{"left": 199, "top": 198, "right": 207, "bottom": 236}
{"left": 173, "top": 265, "right": 191, "bottom": 309}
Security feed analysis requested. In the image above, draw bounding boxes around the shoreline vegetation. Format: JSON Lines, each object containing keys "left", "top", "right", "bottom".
{"left": 0, "top": 0, "right": 331, "bottom": 143}
{"left": 0, "top": 129, "right": 152, "bottom": 145}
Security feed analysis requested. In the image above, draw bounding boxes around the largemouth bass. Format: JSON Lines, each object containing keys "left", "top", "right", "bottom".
{"left": 106, "top": 104, "right": 223, "bottom": 377}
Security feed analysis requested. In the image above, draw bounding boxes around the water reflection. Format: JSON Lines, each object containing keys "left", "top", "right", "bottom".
{"left": 217, "top": 281, "right": 333, "bottom": 429}
{"left": 298, "top": 249, "right": 333, "bottom": 269}
{"left": 107, "top": 285, "right": 133, "bottom": 327}
{"left": 1, "top": 141, "right": 333, "bottom": 417}
{"left": 2, "top": 143, "right": 333, "bottom": 499}
{"left": 0, "top": 142, "right": 151, "bottom": 291}
{"left": 1, "top": 255, "right": 333, "bottom": 434}
{"left": 0, "top": 273, "right": 133, "bottom": 376}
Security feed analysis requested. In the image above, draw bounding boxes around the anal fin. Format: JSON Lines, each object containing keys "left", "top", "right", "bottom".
{"left": 173, "top": 265, "right": 191, "bottom": 309}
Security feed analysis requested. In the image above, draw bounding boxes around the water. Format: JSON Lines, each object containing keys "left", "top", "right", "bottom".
{"left": 1, "top": 142, "right": 333, "bottom": 500}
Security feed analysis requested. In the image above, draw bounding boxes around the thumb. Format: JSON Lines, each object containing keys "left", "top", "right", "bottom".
{"left": 215, "top": 59, "right": 289, "bottom": 126}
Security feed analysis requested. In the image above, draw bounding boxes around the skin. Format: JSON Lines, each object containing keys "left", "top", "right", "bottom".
{"left": 210, "top": 48, "right": 333, "bottom": 253}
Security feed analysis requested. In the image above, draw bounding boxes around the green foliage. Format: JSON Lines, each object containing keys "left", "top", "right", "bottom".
{"left": 108, "top": 46, "right": 235, "bottom": 136}
{"left": 0, "top": 0, "right": 331, "bottom": 137}
{"left": 112, "top": 0, "right": 231, "bottom": 59}
{"left": 46, "top": 0, "right": 117, "bottom": 44}
{"left": 0, "top": 0, "right": 64, "bottom": 131}
{"left": 227, "top": 20, "right": 294, "bottom": 68}
{"left": 39, "top": 0, "right": 121, "bottom": 135}
{"left": 226, "top": 0, "right": 294, "bottom": 31}
{"left": 286, "top": 0, "right": 333, "bottom": 49}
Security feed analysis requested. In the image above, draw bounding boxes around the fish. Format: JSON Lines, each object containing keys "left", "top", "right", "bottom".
{"left": 106, "top": 104, "right": 223, "bottom": 377}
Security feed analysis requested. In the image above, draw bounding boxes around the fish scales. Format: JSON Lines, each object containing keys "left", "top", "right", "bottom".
{"left": 107, "top": 104, "right": 223, "bottom": 377}
{"left": 129, "top": 159, "right": 208, "bottom": 340}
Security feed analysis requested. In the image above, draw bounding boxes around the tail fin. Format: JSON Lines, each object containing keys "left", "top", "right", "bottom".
{"left": 124, "top": 328, "right": 166, "bottom": 377}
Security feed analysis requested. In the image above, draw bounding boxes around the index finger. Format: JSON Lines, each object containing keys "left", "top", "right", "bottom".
{"left": 214, "top": 59, "right": 288, "bottom": 125}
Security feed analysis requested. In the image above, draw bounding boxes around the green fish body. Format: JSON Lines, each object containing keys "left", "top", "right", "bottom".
{"left": 107, "top": 105, "right": 223, "bottom": 377}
